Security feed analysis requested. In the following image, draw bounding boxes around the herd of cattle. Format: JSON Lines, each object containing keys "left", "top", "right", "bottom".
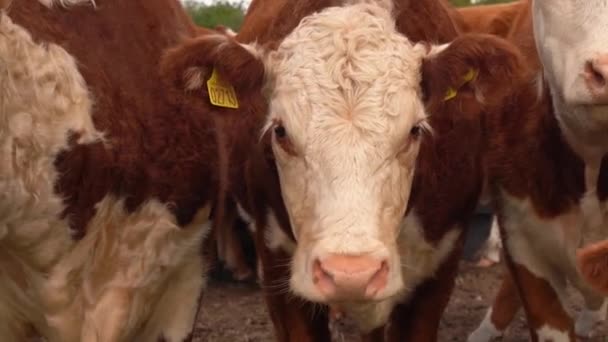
{"left": 1, "top": 0, "right": 607, "bottom": 341}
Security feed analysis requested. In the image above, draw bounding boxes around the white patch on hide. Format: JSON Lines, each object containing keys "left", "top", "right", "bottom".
{"left": 467, "top": 308, "right": 504, "bottom": 342}
{"left": 536, "top": 324, "right": 570, "bottom": 342}
{"left": 43, "top": 197, "right": 210, "bottom": 341}
{"left": 264, "top": 210, "right": 295, "bottom": 255}
{"left": 236, "top": 202, "right": 256, "bottom": 233}
{"left": 0, "top": 14, "right": 101, "bottom": 341}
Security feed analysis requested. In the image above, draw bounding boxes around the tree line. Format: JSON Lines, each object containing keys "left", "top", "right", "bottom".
{"left": 183, "top": 0, "right": 515, "bottom": 32}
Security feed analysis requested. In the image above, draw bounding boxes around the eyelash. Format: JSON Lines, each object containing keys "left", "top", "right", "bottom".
{"left": 272, "top": 122, "right": 297, "bottom": 156}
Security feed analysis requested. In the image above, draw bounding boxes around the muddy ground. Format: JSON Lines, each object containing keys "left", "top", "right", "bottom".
{"left": 194, "top": 261, "right": 608, "bottom": 341}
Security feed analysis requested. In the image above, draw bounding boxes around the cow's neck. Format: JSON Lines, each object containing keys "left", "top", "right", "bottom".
{"left": 551, "top": 90, "right": 608, "bottom": 232}
{"left": 552, "top": 95, "right": 608, "bottom": 172}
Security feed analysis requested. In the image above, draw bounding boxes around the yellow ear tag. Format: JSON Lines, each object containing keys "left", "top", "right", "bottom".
{"left": 443, "top": 87, "right": 457, "bottom": 101}
{"left": 443, "top": 68, "right": 479, "bottom": 102}
{"left": 207, "top": 68, "right": 239, "bottom": 109}
{"left": 462, "top": 68, "right": 478, "bottom": 82}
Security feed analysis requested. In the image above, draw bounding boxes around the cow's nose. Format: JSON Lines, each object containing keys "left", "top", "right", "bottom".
{"left": 312, "top": 254, "right": 388, "bottom": 300}
{"left": 584, "top": 55, "right": 608, "bottom": 101}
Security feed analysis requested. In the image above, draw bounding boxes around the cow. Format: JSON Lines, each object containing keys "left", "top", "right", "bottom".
{"left": 0, "top": 0, "right": 239, "bottom": 340}
{"left": 467, "top": 0, "right": 608, "bottom": 341}
{"left": 162, "top": 0, "right": 530, "bottom": 340}
{"left": 455, "top": 1, "right": 533, "bottom": 269}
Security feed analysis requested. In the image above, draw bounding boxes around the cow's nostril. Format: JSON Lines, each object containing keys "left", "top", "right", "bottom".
{"left": 585, "top": 60, "right": 607, "bottom": 88}
{"left": 313, "top": 259, "right": 334, "bottom": 284}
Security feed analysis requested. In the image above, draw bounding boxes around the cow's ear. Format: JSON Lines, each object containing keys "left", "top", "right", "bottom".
{"left": 577, "top": 240, "right": 608, "bottom": 295}
{"left": 160, "top": 34, "right": 266, "bottom": 106}
{"left": 421, "top": 34, "right": 527, "bottom": 108}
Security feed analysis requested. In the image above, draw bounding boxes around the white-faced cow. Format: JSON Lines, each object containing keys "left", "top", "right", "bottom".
{"left": 164, "top": 0, "right": 530, "bottom": 340}
{"left": 468, "top": 0, "right": 608, "bottom": 341}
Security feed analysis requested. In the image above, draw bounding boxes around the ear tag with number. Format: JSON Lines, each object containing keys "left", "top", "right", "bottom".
{"left": 207, "top": 68, "right": 239, "bottom": 109}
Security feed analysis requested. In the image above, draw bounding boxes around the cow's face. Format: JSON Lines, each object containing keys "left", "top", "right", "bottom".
{"left": 162, "top": 0, "right": 525, "bottom": 312}
{"left": 263, "top": 3, "right": 426, "bottom": 304}
{"left": 533, "top": 0, "right": 608, "bottom": 130}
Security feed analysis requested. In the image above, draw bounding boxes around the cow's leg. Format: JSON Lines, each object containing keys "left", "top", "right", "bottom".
{"left": 496, "top": 196, "right": 580, "bottom": 341}
{"left": 215, "top": 199, "right": 254, "bottom": 281}
{"left": 476, "top": 216, "right": 502, "bottom": 268}
{"left": 223, "top": 220, "right": 254, "bottom": 281}
{"left": 504, "top": 262, "right": 574, "bottom": 341}
{"left": 385, "top": 242, "right": 464, "bottom": 342}
{"left": 468, "top": 271, "right": 521, "bottom": 342}
{"left": 574, "top": 292, "right": 606, "bottom": 338}
{"left": 568, "top": 268, "right": 607, "bottom": 338}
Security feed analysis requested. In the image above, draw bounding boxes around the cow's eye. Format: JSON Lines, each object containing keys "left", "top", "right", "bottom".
{"left": 274, "top": 124, "right": 287, "bottom": 138}
{"left": 410, "top": 124, "right": 421, "bottom": 138}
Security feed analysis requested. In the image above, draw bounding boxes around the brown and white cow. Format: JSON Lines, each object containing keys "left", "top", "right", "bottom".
{"left": 468, "top": 0, "right": 608, "bottom": 341}
{"left": 0, "top": 0, "right": 241, "bottom": 340}
{"left": 164, "top": 0, "right": 529, "bottom": 340}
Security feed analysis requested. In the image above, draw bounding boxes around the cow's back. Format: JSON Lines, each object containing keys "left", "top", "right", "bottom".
{"left": 506, "top": 0, "right": 538, "bottom": 70}
{"left": 8, "top": 0, "right": 220, "bottom": 235}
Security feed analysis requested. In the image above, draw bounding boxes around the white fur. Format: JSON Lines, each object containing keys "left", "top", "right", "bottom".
{"left": 0, "top": 13, "right": 101, "bottom": 340}
{"left": 499, "top": 193, "right": 580, "bottom": 310}
{"left": 264, "top": 210, "right": 296, "bottom": 254}
{"left": 0, "top": 14, "right": 209, "bottom": 342}
{"left": 467, "top": 308, "right": 503, "bottom": 342}
{"left": 478, "top": 216, "right": 502, "bottom": 263}
{"left": 255, "top": 1, "right": 429, "bottom": 305}
{"left": 536, "top": 325, "right": 570, "bottom": 342}
{"left": 575, "top": 299, "right": 607, "bottom": 338}
{"left": 44, "top": 197, "right": 210, "bottom": 342}
{"left": 532, "top": 0, "right": 608, "bottom": 162}
{"left": 236, "top": 201, "right": 256, "bottom": 233}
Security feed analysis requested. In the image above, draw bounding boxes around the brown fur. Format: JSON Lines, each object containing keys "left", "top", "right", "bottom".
{"left": 457, "top": 1, "right": 525, "bottom": 37}
{"left": 504, "top": 0, "right": 539, "bottom": 71}
{"left": 8, "top": 0, "right": 222, "bottom": 238}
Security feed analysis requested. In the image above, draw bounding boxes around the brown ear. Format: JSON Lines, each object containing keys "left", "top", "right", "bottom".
{"left": 421, "top": 34, "right": 527, "bottom": 108}
{"left": 159, "top": 33, "right": 265, "bottom": 104}
{"left": 577, "top": 240, "right": 608, "bottom": 295}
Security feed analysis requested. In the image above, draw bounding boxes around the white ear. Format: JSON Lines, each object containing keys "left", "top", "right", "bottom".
{"left": 426, "top": 43, "right": 450, "bottom": 58}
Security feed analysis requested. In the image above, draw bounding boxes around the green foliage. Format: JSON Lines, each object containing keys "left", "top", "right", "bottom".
{"left": 181, "top": 0, "right": 516, "bottom": 32}
{"left": 183, "top": 1, "right": 245, "bottom": 31}
{"left": 450, "top": 0, "right": 515, "bottom": 6}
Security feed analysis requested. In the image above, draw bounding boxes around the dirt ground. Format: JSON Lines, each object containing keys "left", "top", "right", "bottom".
{"left": 194, "top": 261, "right": 608, "bottom": 341}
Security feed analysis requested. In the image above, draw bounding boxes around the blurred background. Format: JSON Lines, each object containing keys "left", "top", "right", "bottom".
{"left": 182, "top": 0, "right": 516, "bottom": 32}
